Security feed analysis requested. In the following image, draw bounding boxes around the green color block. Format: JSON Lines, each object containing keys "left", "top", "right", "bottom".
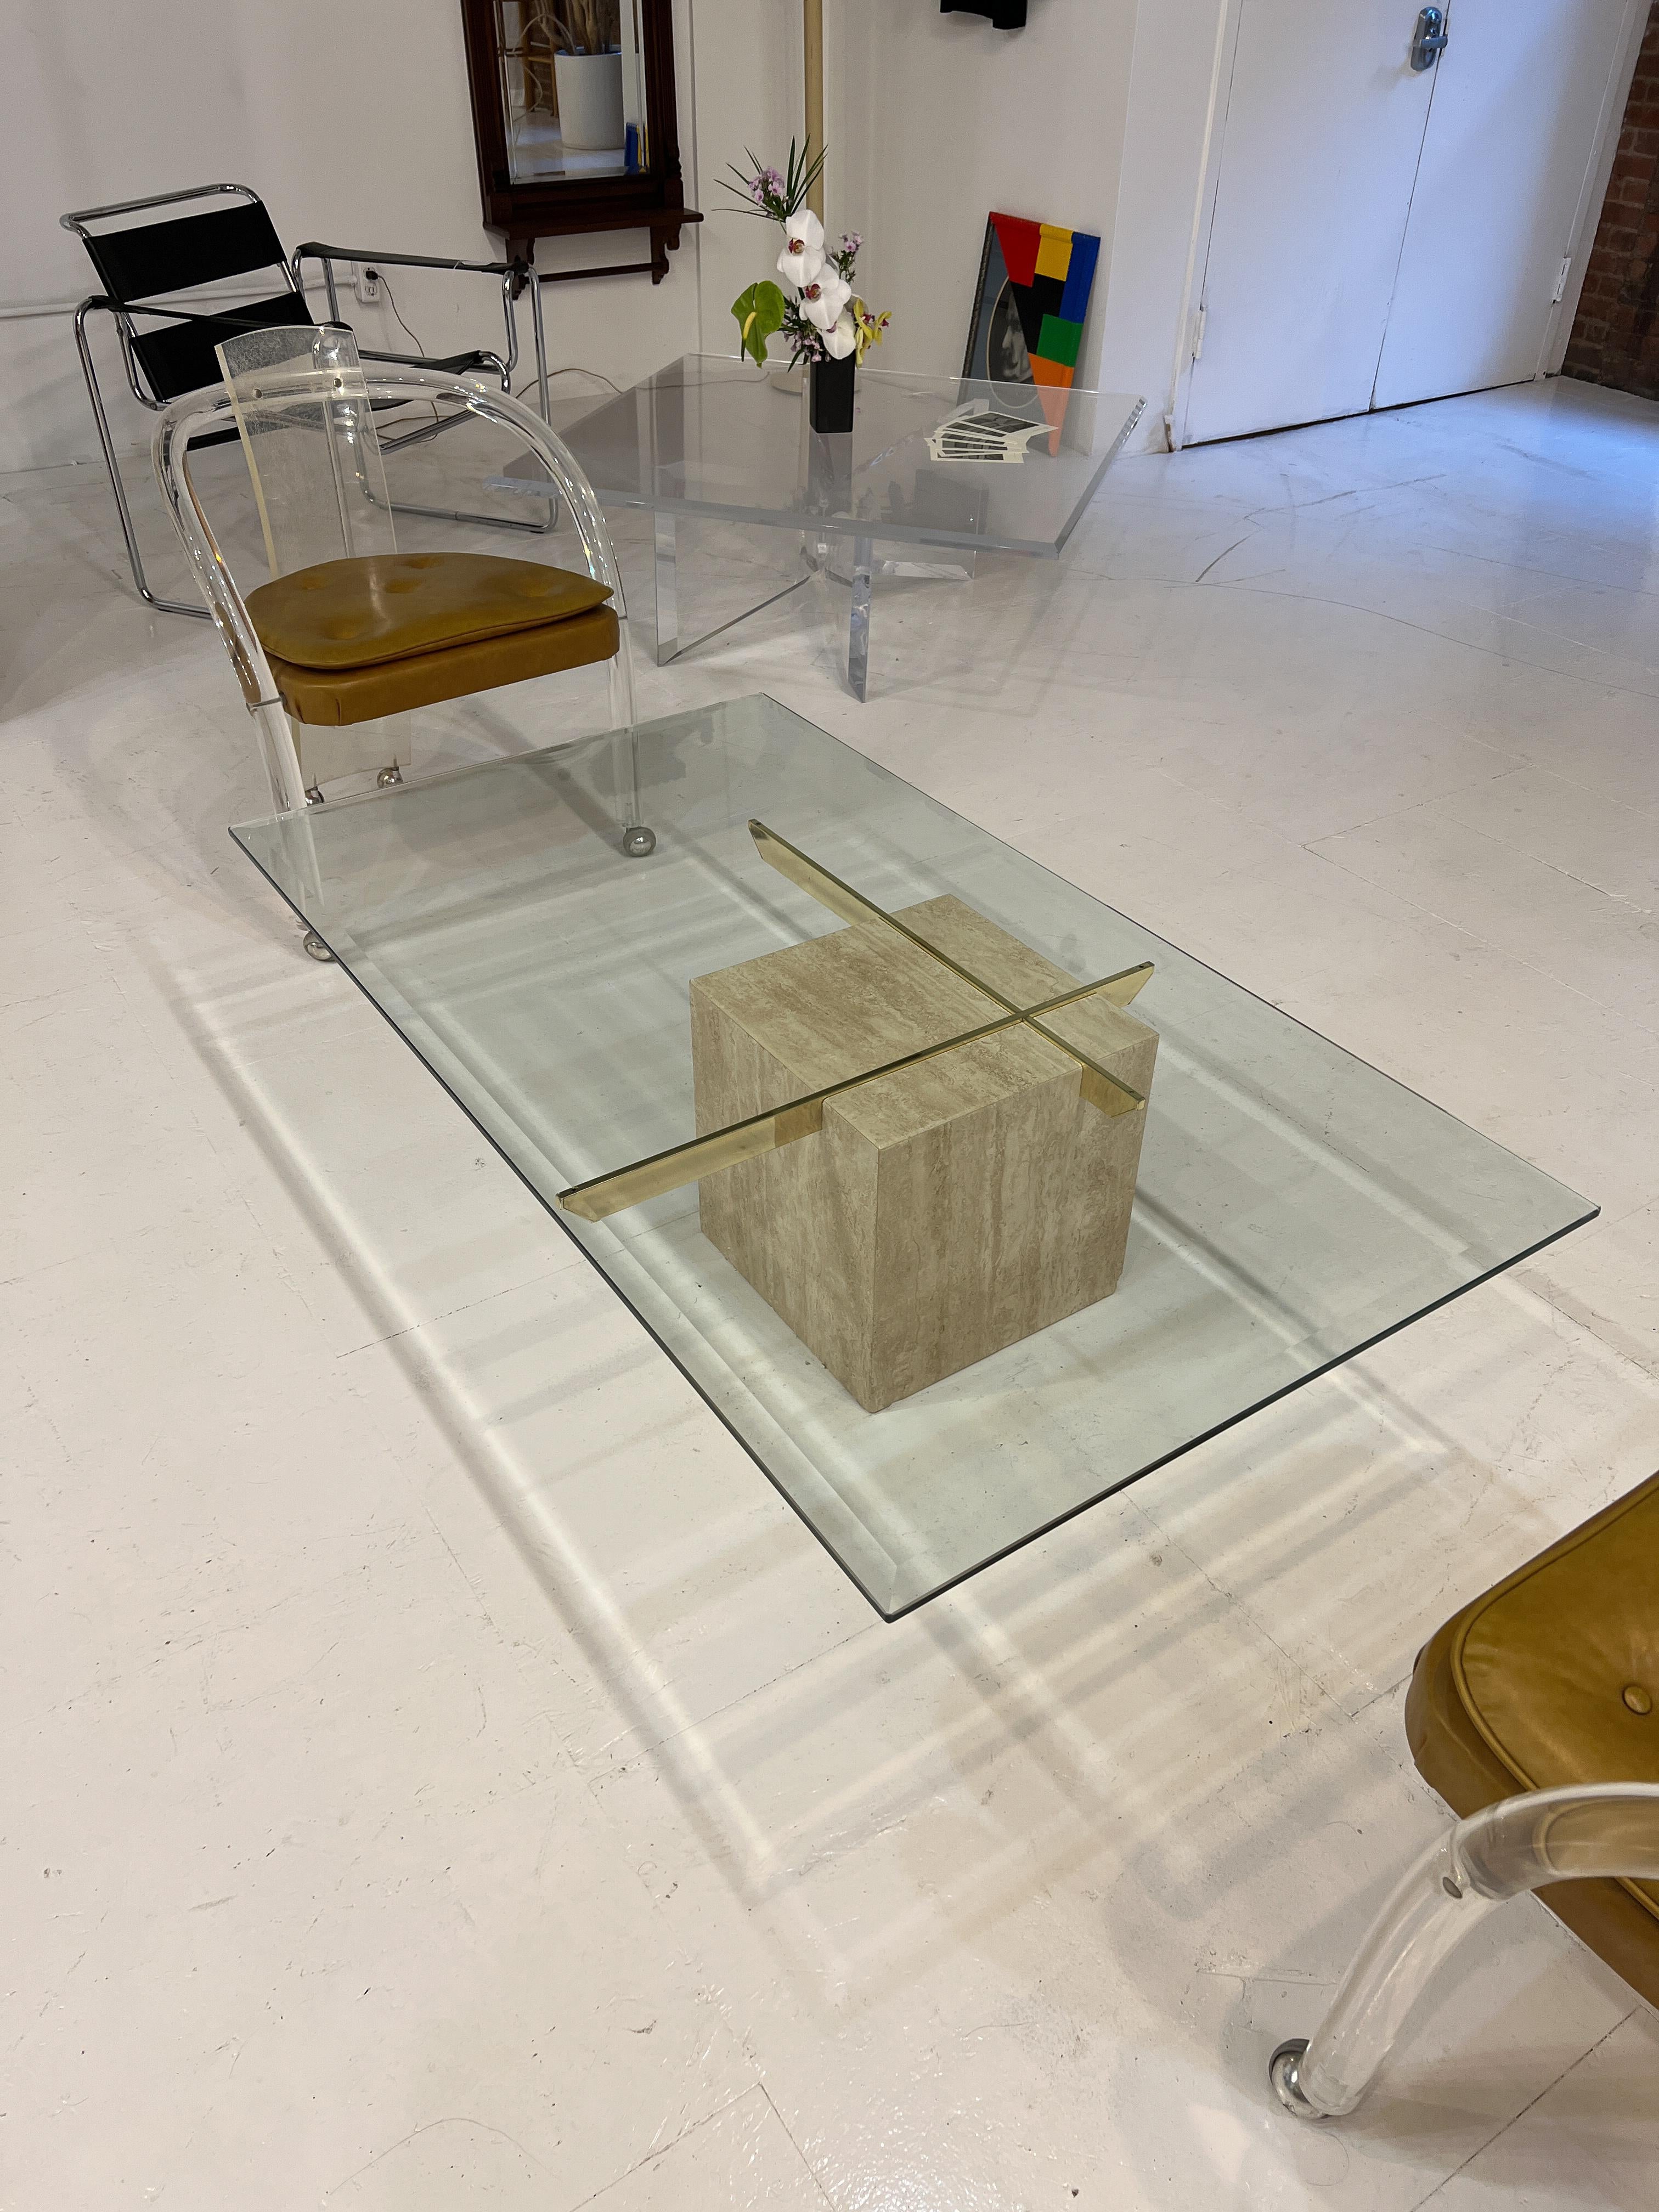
{"left": 1036, "top": 314, "right": 1081, "bottom": 370}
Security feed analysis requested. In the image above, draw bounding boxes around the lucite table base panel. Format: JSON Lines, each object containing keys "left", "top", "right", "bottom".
{"left": 649, "top": 514, "right": 971, "bottom": 701}
{"left": 650, "top": 511, "right": 817, "bottom": 673}
{"left": 232, "top": 696, "right": 1596, "bottom": 1618}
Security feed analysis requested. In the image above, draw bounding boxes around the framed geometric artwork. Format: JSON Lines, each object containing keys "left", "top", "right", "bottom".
{"left": 962, "top": 211, "right": 1100, "bottom": 450}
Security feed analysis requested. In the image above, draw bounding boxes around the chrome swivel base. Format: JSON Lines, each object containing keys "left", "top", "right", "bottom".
{"left": 302, "top": 929, "right": 336, "bottom": 963}
{"left": 1268, "top": 2040, "right": 1324, "bottom": 2120}
{"left": 621, "top": 825, "right": 656, "bottom": 858}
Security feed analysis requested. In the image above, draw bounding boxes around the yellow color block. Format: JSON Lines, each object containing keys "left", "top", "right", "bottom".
{"left": 1035, "top": 225, "right": 1073, "bottom": 281}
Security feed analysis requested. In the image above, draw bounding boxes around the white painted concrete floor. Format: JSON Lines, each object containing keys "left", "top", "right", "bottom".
{"left": 5, "top": 374, "right": 1659, "bottom": 2208}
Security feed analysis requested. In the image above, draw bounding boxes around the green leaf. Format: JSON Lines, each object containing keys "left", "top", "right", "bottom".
{"left": 732, "top": 281, "right": 787, "bottom": 368}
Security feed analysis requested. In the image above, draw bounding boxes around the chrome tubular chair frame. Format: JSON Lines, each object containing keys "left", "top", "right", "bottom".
{"left": 65, "top": 185, "right": 309, "bottom": 619}
{"left": 63, "top": 183, "right": 558, "bottom": 621}
{"left": 151, "top": 365, "right": 635, "bottom": 825}
{"left": 288, "top": 240, "right": 559, "bottom": 539}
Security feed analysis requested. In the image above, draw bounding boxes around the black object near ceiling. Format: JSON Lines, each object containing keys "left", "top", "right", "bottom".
{"left": 941, "top": 0, "right": 1028, "bottom": 26}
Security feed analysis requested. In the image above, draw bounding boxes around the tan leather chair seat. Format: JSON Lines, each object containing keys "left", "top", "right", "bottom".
{"left": 1406, "top": 1471, "right": 1659, "bottom": 2005}
{"left": 246, "top": 551, "right": 619, "bottom": 727}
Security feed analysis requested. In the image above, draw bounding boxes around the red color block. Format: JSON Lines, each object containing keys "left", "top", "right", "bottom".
{"left": 991, "top": 213, "right": 1041, "bottom": 288}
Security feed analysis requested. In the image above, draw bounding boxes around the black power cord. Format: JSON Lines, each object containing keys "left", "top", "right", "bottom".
{"left": 368, "top": 269, "right": 430, "bottom": 359}
{"left": 371, "top": 268, "right": 622, "bottom": 406}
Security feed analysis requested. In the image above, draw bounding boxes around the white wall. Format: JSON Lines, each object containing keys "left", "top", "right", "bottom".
{"left": 2, "top": 0, "right": 1226, "bottom": 477}
{"left": 826, "top": 0, "right": 1140, "bottom": 387}
{"left": 1, "top": 0, "right": 703, "bottom": 475}
{"left": 676, "top": 0, "right": 799, "bottom": 370}
{"left": 703, "top": 0, "right": 1222, "bottom": 453}
{"left": 1095, "top": 1, "right": 1232, "bottom": 450}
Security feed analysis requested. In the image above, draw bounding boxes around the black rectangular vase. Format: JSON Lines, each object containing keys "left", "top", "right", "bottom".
{"left": 809, "top": 354, "right": 856, "bottom": 435}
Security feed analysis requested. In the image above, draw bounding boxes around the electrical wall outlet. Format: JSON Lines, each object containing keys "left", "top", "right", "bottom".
{"left": 353, "top": 263, "right": 382, "bottom": 306}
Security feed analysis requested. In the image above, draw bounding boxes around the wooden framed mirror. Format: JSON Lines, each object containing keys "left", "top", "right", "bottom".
{"left": 458, "top": 0, "right": 701, "bottom": 279}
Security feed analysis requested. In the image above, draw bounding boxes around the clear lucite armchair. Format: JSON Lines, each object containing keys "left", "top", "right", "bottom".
{"left": 150, "top": 324, "right": 641, "bottom": 871}
{"left": 1271, "top": 1782, "right": 1659, "bottom": 2119}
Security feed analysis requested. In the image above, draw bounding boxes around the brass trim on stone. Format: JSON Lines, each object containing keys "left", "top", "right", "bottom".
{"left": 556, "top": 821, "right": 1155, "bottom": 1220}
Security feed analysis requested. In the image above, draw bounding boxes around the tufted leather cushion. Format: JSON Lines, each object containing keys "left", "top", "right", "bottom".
{"left": 261, "top": 607, "right": 619, "bottom": 727}
{"left": 246, "top": 551, "right": 612, "bottom": 669}
{"left": 245, "top": 551, "right": 619, "bottom": 727}
{"left": 1406, "top": 1471, "right": 1659, "bottom": 2005}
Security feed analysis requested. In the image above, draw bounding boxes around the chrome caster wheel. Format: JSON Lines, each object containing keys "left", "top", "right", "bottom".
{"left": 621, "top": 825, "right": 657, "bottom": 858}
{"left": 376, "top": 764, "right": 403, "bottom": 788}
{"left": 302, "top": 929, "right": 336, "bottom": 963}
{"left": 1268, "top": 2040, "right": 1325, "bottom": 2120}
{"left": 304, "top": 785, "right": 326, "bottom": 806}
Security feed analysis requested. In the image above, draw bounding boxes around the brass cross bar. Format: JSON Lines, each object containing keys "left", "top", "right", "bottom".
{"left": 557, "top": 820, "right": 1154, "bottom": 1222}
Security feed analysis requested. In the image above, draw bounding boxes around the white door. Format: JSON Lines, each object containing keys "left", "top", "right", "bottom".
{"left": 1181, "top": 0, "right": 1640, "bottom": 445}
{"left": 1373, "top": 0, "right": 1637, "bottom": 407}
{"left": 1182, "top": 2, "right": 1441, "bottom": 445}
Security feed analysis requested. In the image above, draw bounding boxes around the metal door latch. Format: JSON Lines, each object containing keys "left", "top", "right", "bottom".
{"left": 1410, "top": 7, "right": 1448, "bottom": 70}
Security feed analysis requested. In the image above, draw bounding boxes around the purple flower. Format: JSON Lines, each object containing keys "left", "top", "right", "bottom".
{"left": 750, "top": 166, "right": 786, "bottom": 210}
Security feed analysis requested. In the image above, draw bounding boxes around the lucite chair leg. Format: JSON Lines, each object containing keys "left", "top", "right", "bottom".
{"left": 609, "top": 616, "right": 636, "bottom": 729}
{"left": 295, "top": 790, "right": 336, "bottom": 961}
{"left": 1271, "top": 1783, "right": 1659, "bottom": 2120}
{"left": 618, "top": 720, "right": 654, "bottom": 859}
{"left": 608, "top": 629, "right": 653, "bottom": 856}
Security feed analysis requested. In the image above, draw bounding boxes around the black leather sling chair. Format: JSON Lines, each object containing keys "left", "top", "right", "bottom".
{"left": 61, "top": 182, "right": 557, "bottom": 619}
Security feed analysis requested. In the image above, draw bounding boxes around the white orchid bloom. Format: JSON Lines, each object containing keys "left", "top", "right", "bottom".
{"left": 820, "top": 310, "right": 857, "bottom": 362}
{"left": 776, "top": 208, "right": 826, "bottom": 288}
{"left": 798, "top": 270, "right": 851, "bottom": 334}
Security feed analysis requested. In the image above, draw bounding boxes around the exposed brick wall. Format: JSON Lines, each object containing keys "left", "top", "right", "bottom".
{"left": 1564, "top": 2, "right": 1659, "bottom": 399}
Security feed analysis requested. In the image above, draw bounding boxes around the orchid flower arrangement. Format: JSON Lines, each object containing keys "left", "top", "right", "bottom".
{"left": 723, "top": 142, "right": 891, "bottom": 371}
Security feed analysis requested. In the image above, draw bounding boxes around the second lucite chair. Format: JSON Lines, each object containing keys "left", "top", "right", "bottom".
{"left": 1273, "top": 1471, "right": 1659, "bottom": 2119}
{"left": 1271, "top": 1782, "right": 1659, "bottom": 2119}
{"left": 151, "top": 324, "right": 646, "bottom": 954}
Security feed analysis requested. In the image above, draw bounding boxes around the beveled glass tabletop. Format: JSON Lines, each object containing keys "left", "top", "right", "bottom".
{"left": 232, "top": 696, "right": 1595, "bottom": 1618}
{"left": 512, "top": 353, "right": 1146, "bottom": 557}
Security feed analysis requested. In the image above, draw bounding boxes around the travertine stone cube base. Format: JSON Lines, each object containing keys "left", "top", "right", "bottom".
{"left": 692, "top": 895, "right": 1158, "bottom": 1412}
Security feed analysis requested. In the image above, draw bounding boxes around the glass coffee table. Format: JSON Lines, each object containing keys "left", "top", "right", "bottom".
{"left": 233, "top": 696, "right": 1595, "bottom": 1619}
{"left": 490, "top": 356, "right": 1145, "bottom": 698}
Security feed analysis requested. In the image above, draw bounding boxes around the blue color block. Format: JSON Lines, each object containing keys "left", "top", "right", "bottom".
{"left": 1058, "top": 233, "right": 1100, "bottom": 325}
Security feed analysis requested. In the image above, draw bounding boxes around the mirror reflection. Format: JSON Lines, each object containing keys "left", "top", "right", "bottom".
{"left": 495, "top": 0, "right": 651, "bottom": 183}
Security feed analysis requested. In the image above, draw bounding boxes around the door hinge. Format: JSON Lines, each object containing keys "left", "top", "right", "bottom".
{"left": 1551, "top": 257, "right": 1572, "bottom": 304}
{"left": 1191, "top": 302, "right": 1207, "bottom": 361}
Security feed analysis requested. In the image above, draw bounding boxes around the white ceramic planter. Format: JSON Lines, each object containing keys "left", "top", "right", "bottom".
{"left": 554, "top": 51, "right": 625, "bottom": 153}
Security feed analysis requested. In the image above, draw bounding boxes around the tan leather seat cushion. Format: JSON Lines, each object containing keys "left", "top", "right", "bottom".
{"left": 248, "top": 551, "right": 612, "bottom": 668}
{"left": 246, "top": 552, "right": 619, "bottom": 728}
{"left": 263, "top": 606, "right": 619, "bottom": 727}
{"left": 1406, "top": 1471, "right": 1659, "bottom": 2005}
